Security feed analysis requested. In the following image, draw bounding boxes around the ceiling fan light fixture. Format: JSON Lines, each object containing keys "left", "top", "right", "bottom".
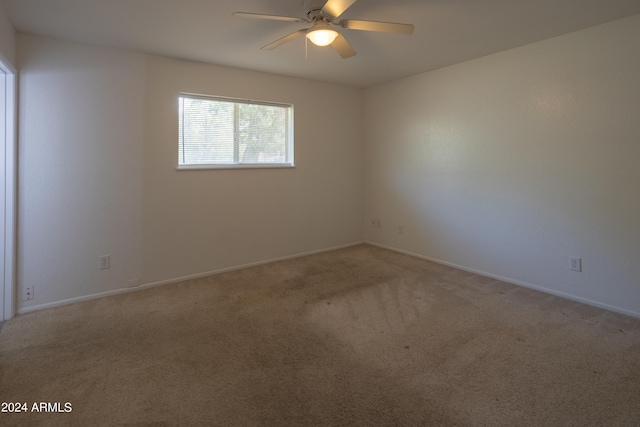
{"left": 306, "top": 27, "right": 339, "bottom": 46}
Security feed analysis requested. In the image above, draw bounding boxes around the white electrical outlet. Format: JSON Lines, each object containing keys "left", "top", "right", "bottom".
{"left": 570, "top": 257, "right": 582, "bottom": 272}
{"left": 398, "top": 225, "right": 404, "bottom": 235}
{"left": 371, "top": 219, "right": 381, "bottom": 228}
{"left": 23, "top": 286, "right": 34, "bottom": 301}
{"left": 99, "top": 255, "right": 111, "bottom": 270}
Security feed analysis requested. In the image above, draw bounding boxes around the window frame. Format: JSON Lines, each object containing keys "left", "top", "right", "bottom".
{"left": 177, "top": 92, "right": 295, "bottom": 170}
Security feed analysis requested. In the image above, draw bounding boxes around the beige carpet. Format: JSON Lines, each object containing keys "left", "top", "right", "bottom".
{"left": 1, "top": 244, "right": 639, "bottom": 426}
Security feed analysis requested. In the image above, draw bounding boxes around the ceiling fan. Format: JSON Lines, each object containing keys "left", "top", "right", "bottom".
{"left": 233, "top": 0, "right": 414, "bottom": 59}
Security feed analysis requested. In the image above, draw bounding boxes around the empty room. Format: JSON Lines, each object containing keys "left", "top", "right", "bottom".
{"left": 1, "top": 0, "right": 639, "bottom": 425}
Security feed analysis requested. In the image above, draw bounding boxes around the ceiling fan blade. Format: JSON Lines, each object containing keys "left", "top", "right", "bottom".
{"left": 331, "top": 33, "right": 356, "bottom": 59}
{"left": 262, "top": 29, "right": 308, "bottom": 50}
{"left": 339, "top": 19, "right": 414, "bottom": 35}
{"left": 322, "top": 0, "right": 358, "bottom": 19}
{"left": 232, "top": 12, "right": 306, "bottom": 23}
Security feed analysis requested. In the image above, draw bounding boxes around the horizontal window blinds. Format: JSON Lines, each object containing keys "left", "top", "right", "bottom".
{"left": 179, "top": 94, "right": 293, "bottom": 167}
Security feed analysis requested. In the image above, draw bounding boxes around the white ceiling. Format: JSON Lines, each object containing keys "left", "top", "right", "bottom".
{"left": 3, "top": 0, "right": 640, "bottom": 88}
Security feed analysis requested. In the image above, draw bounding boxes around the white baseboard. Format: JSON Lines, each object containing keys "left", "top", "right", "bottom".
{"left": 16, "top": 241, "right": 365, "bottom": 315}
{"left": 366, "top": 241, "right": 640, "bottom": 319}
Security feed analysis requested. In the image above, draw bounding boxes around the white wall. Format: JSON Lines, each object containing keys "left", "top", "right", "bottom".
{"left": 0, "top": 1, "right": 15, "bottom": 66}
{"left": 0, "top": 1, "right": 16, "bottom": 320}
{"left": 364, "top": 14, "right": 640, "bottom": 317}
{"left": 17, "top": 34, "right": 363, "bottom": 311}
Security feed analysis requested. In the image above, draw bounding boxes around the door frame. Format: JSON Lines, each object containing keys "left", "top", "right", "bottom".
{"left": 1, "top": 53, "right": 16, "bottom": 321}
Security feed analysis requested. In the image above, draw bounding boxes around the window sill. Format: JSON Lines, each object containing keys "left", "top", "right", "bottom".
{"left": 176, "top": 163, "right": 295, "bottom": 171}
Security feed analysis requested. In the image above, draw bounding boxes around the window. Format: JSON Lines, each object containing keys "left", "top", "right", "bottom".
{"left": 178, "top": 93, "right": 294, "bottom": 169}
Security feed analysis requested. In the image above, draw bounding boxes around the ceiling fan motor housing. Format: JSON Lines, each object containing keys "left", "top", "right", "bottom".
{"left": 304, "top": 0, "right": 331, "bottom": 21}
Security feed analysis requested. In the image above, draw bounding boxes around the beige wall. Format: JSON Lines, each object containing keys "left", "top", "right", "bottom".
{"left": 17, "top": 34, "right": 363, "bottom": 311}
{"left": 0, "top": 1, "right": 15, "bottom": 66}
{"left": 364, "top": 14, "right": 640, "bottom": 316}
